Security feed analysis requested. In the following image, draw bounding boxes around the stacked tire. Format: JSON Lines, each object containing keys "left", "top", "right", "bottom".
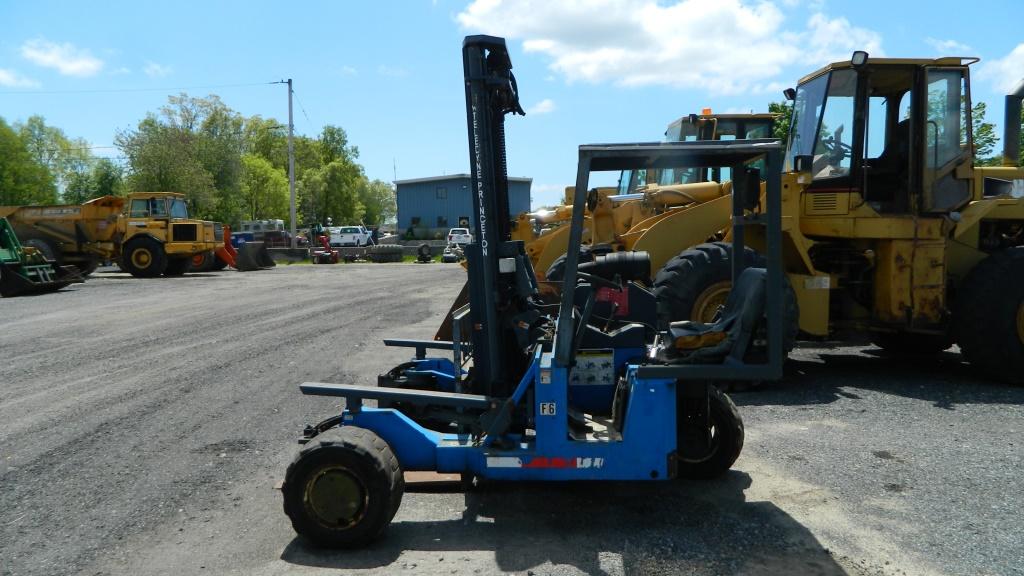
{"left": 367, "top": 244, "right": 403, "bottom": 263}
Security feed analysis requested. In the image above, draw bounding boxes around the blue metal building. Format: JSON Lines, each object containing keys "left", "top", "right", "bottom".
{"left": 395, "top": 174, "right": 532, "bottom": 240}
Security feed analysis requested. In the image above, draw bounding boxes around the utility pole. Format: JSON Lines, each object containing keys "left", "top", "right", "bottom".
{"left": 287, "top": 78, "right": 297, "bottom": 249}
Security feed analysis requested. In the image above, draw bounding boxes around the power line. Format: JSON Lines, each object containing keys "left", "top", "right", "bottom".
{"left": 292, "top": 89, "right": 314, "bottom": 131}
{"left": 0, "top": 81, "right": 277, "bottom": 96}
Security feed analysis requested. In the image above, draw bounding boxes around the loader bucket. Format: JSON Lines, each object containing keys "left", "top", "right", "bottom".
{"left": 235, "top": 241, "right": 276, "bottom": 271}
{"left": 0, "top": 261, "right": 81, "bottom": 297}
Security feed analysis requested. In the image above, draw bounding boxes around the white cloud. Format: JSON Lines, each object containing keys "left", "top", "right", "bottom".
{"left": 20, "top": 38, "right": 103, "bottom": 77}
{"left": 112, "top": 66, "right": 131, "bottom": 75}
{"left": 925, "top": 38, "right": 972, "bottom": 54}
{"left": 530, "top": 183, "right": 567, "bottom": 208}
{"left": 527, "top": 98, "right": 556, "bottom": 115}
{"left": 456, "top": 0, "right": 883, "bottom": 95}
{"left": 979, "top": 43, "right": 1024, "bottom": 94}
{"left": 801, "top": 13, "right": 883, "bottom": 64}
{"left": 339, "top": 65, "right": 358, "bottom": 76}
{"left": 0, "top": 68, "right": 40, "bottom": 88}
{"left": 377, "top": 65, "right": 409, "bottom": 78}
{"left": 143, "top": 61, "right": 172, "bottom": 78}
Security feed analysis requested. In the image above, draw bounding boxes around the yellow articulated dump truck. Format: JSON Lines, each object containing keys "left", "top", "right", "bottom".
{"left": 0, "top": 192, "right": 223, "bottom": 278}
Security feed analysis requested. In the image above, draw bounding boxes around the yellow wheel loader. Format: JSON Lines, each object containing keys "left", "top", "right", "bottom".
{"left": 514, "top": 113, "right": 778, "bottom": 281}
{"left": 659, "top": 52, "right": 1024, "bottom": 383}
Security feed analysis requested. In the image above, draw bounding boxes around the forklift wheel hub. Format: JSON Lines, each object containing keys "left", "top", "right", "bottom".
{"left": 305, "top": 466, "right": 367, "bottom": 528}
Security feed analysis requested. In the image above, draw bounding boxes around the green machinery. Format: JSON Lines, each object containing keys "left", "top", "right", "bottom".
{"left": 0, "top": 217, "right": 81, "bottom": 297}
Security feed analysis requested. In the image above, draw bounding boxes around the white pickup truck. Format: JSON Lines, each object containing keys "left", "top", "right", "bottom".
{"left": 446, "top": 227, "right": 473, "bottom": 245}
{"left": 329, "top": 225, "right": 373, "bottom": 247}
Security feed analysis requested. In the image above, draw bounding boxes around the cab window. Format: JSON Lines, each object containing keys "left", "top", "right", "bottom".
{"left": 169, "top": 198, "right": 188, "bottom": 219}
{"left": 129, "top": 199, "right": 149, "bottom": 218}
{"left": 149, "top": 198, "right": 168, "bottom": 217}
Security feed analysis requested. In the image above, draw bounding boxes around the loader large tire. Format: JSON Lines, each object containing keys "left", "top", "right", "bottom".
{"left": 164, "top": 257, "right": 191, "bottom": 276}
{"left": 282, "top": 426, "right": 404, "bottom": 549}
{"left": 954, "top": 248, "right": 1024, "bottom": 384}
{"left": 21, "top": 238, "right": 60, "bottom": 263}
{"left": 653, "top": 242, "right": 799, "bottom": 355}
{"left": 676, "top": 387, "right": 744, "bottom": 479}
{"left": 121, "top": 237, "right": 168, "bottom": 278}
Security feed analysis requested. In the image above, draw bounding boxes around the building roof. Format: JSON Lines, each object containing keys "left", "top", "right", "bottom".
{"left": 394, "top": 174, "right": 532, "bottom": 186}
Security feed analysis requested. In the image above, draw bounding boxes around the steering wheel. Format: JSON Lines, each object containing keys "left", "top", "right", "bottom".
{"left": 820, "top": 136, "right": 851, "bottom": 166}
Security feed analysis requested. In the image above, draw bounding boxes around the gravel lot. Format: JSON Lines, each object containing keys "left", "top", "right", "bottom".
{"left": 1, "top": 263, "right": 1021, "bottom": 576}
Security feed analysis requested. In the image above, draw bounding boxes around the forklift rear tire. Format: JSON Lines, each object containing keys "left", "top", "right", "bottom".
{"left": 676, "top": 387, "right": 744, "bottom": 479}
{"left": 283, "top": 426, "right": 404, "bottom": 548}
{"left": 164, "top": 257, "right": 191, "bottom": 276}
{"left": 955, "top": 248, "right": 1024, "bottom": 385}
{"left": 121, "top": 237, "right": 168, "bottom": 278}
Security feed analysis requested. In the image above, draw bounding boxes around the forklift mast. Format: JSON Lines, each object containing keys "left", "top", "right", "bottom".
{"left": 461, "top": 35, "right": 540, "bottom": 398}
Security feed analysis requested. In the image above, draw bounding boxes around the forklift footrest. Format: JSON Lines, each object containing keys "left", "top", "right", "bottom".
{"left": 300, "top": 382, "right": 494, "bottom": 410}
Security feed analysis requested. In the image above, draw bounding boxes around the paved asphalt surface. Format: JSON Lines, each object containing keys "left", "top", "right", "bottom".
{"left": 1, "top": 263, "right": 1021, "bottom": 576}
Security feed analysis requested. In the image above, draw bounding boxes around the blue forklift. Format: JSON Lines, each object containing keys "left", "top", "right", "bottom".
{"left": 282, "top": 35, "right": 787, "bottom": 548}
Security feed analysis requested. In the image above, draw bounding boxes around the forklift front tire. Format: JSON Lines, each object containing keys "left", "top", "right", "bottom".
{"left": 282, "top": 426, "right": 404, "bottom": 548}
{"left": 676, "top": 387, "right": 744, "bottom": 480}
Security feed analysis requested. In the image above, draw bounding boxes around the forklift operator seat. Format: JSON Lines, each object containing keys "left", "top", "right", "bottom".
{"left": 661, "top": 267, "right": 768, "bottom": 363}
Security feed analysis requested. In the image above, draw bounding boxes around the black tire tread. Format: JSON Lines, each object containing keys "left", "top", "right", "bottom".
{"left": 121, "top": 236, "right": 168, "bottom": 278}
{"left": 954, "top": 248, "right": 1024, "bottom": 385}
{"left": 282, "top": 426, "right": 403, "bottom": 548}
{"left": 677, "top": 387, "right": 744, "bottom": 479}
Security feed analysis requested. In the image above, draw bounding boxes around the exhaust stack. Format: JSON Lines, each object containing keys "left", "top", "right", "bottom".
{"left": 1004, "top": 79, "right": 1024, "bottom": 167}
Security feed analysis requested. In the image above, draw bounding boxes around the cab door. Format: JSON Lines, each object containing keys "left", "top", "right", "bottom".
{"left": 921, "top": 67, "right": 972, "bottom": 212}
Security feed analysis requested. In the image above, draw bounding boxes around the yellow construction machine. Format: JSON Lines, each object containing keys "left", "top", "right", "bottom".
{"left": 0, "top": 192, "right": 224, "bottom": 277}
{"left": 514, "top": 113, "right": 778, "bottom": 280}
{"left": 654, "top": 52, "right": 1024, "bottom": 383}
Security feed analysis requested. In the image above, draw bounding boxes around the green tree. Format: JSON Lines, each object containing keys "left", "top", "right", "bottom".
{"left": 0, "top": 117, "right": 57, "bottom": 205}
{"left": 357, "top": 179, "right": 396, "bottom": 226}
{"left": 90, "top": 158, "right": 124, "bottom": 197}
{"left": 319, "top": 125, "right": 359, "bottom": 165}
{"left": 15, "top": 115, "right": 92, "bottom": 201}
{"left": 300, "top": 159, "right": 364, "bottom": 226}
{"left": 970, "top": 102, "right": 997, "bottom": 162}
{"left": 116, "top": 94, "right": 245, "bottom": 223}
{"left": 240, "top": 153, "right": 289, "bottom": 220}
{"left": 768, "top": 101, "right": 793, "bottom": 141}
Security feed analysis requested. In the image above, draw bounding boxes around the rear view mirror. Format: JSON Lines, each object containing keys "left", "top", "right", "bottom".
{"left": 793, "top": 155, "right": 813, "bottom": 173}
{"left": 783, "top": 88, "right": 796, "bottom": 101}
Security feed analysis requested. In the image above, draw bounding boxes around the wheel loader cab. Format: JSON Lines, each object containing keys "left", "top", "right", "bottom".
{"left": 787, "top": 57, "right": 975, "bottom": 216}
{"left": 618, "top": 113, "right": 777, "bottom": 194}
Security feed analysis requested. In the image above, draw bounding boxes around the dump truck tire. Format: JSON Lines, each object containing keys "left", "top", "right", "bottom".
{"left": 283, "top": 426, "right": 404, "bottom": 549}
{"left": 121, "top": 237, "right": 168, "bottom": 278}
{"left": 75, "top": 257, "right": 100, "bottom": 277}
{"left": 21, "top": 238, "right": 60, "bottom": 263}
{"left": 191, "top": 251, "right": 216, "bottom": 272}
{"left": 955, "top": 248, "right": 1024, "bottom": 385}
{"left": 164, "top": 257, "right": 191, "bottom": 276}
{"left": 676, "top": 387, "right": 744, "bottom": 479}
{"left": 654, "top": 242, "right": 799, "bottom": 355}
{"left": 872, "top": 332, "right": 952, "bottom": 355}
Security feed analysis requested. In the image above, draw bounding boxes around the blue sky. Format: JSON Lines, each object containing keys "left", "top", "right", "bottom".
{"left": 1, "top": 0, "right": 1022, "bottom": 208}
